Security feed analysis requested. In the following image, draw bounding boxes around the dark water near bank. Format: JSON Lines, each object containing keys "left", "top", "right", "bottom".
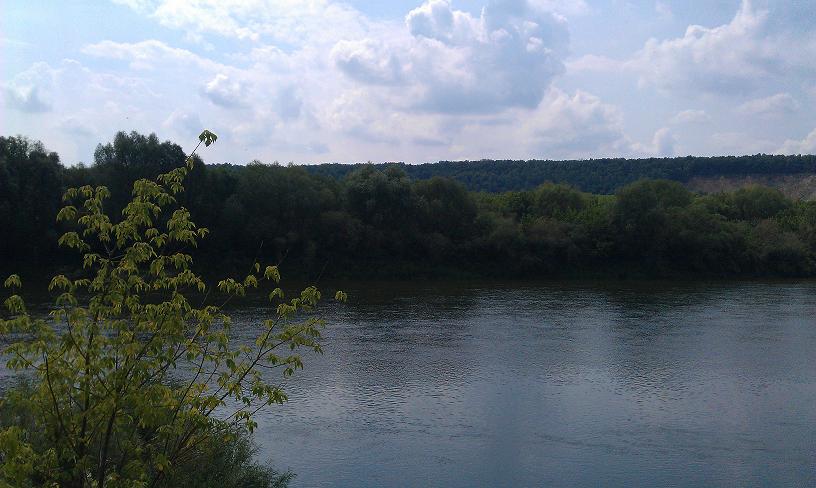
{"left": 226, "top": 281, "right": 816, "bottom": 488}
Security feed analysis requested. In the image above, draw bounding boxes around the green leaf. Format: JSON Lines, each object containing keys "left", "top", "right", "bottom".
{"left": 4, "top": 274, "right": 21, "bottom": 288}
{"left": 198, "top": 129, "right": 218, "bottom": 147}
{"left": 263, "top": 266, "right": 280, "bottom": 283}
{"left": 48, "top": 275, "right": 70, "bottom": 291}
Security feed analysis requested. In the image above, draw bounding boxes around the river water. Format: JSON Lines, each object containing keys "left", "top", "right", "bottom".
{"left": 217, "top": 280, "right": 816, "bottom": 487}
{"left": 4, "top": 280, "right": 815, "bottom": 486}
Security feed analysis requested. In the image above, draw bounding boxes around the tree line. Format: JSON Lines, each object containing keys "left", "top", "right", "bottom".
{"left": 307, "top": 154, "right": 816, "bottom": 194}
{"left": 2, "top": 132, "right": 815, "bottom": 280}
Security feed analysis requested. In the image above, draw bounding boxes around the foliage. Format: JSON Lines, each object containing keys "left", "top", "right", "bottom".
{"left": 2, "top": 131, "right": 816, "bottom": 279}
{"left": 0, "top": 131, "right": 345, "bottom": 487}
{"left": 160, "top": 424, "right": 293, "bottom": 488}
{"left": 0, "top": 382, "right": 292, "bottom": 488}
{"left": 0, "top": 136, "right": 64, "bottom": 265}
{"left": 306, "top": 154, "right": 816, "bottom": 194}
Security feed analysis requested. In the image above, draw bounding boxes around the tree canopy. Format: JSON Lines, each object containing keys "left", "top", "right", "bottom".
{"left": 2, "top": 131, "right": 815, "bottom": 279}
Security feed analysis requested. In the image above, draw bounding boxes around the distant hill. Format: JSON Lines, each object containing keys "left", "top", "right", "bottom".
{"left": 303, "top": 154, "right": 816, "bottom": 195}
{"left": 686, "top": 174, "right": 816, "bottom": 200}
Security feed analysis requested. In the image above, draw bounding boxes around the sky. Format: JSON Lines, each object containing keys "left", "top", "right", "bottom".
{"left": 2, "top": 0, "right": 815, "bottom": 165}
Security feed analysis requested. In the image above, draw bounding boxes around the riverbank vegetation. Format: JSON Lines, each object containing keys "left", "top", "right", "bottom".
{"left": 2, "top": 132, "right": 815, "bottom": 280}
{"left": 1, "top": 383, "right": 293, "bottom": 487}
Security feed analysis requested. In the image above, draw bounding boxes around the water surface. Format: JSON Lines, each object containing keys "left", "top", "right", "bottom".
{"left": 225, "top": 280, "right": 816, "bottom": 487}
{"left": 6, "top": 281, "right": 815, "bottom": 487}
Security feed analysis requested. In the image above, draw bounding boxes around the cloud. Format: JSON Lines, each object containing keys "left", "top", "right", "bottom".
{"left": 274, "top": 85, "right": 304, "bottom": 121}
{"left": 2, "top": 58, "right": 173, "bottom": 162}
{"left": 528, "top": 0, "right": 589, "bottom": 17}
{"left": 409, "top": 0, "right": 569, "bottom": 113}
{"left": 4, "top": 62, "right": 55, "bottom": 113}
{"left": 322, "top": 0, "right": 568, "bottom": 114}
{"left": 412, "top": 136, "right": 448, "bottom": 147}
{"left": 324, "top": 89, "right": 406, "bottom": 145}
{"left": 565, "top": 54, "right": 622, "bottom": 74}
{"left": 111, "top": 0, "right": 156, "bottom": 11}
{"left": 12, "top": 0, "right": 811, "bottom": 164}
{"left": 331, "top": 0, "right": 569, "bottom": 114}
{"left": 202, "top": 73, "right": 248, "bottom": 108}
{"left": 670, "top": 109, "right": 709, "bottom": 124}
{"left": 629, "top": 0, "right": 814, "bottom": 96}
{"left": 4, "top": 59, "right": 145, "bottom": 116}
{"left": 777, "top": 128, "right": 816, "bottom": 155}
{"left": 115, "top": 0, "right": 368, "bottom": 46}
{"left": 652, "top": 127, "right": 676, "bottom": 157}
{"left": 5, "top": 84, "right": 51, "bottom": 112}
{"left": 406, "top": 0, "right": 473, "bottom": 43}
{"left": 151, "top": 0, "right": 260, "bottom": 41}
{"left": 82, "top": 39, "right": 224, "bottom": 72}
{"left": 655, "top": 1, "right": 672, "bottom": 20}
{"left": 92, "top": 0, "right": 617, "bottom": 162}
{"left": 737, "top": 92, "right": 799, "bottom": 116}
{"left": 0, "top": 37, "right": 32, "bottom": 49}
{"left": 58, "top": 117, "right": 96, "bottom": 138}
{"left": 163, "top": 110, "right": 204, "bottom": 137}
{"left": 269, "top": 140, "right": 330, "bottom": 156}
{"left": 649, "top": 128, "right": 676, "bottom": 157}
{"left": 710, "top": 131, "right": 776, "bottom": 155}
{"left": 630, "top": 127, "right": 676, "bottom": 157}
{"left": 331, "top": 39, "right": 404, "bottom": 85}
{"left": 523, "top": 88, "right": 629, "bottom": 158}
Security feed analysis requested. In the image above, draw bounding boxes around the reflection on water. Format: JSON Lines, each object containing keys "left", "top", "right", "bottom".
{"left": 230, "top": 281, "right": 816, "bottom": 487}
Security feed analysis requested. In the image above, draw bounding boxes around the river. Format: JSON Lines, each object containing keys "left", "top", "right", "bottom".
{"left": 218, "top": 280, "right": 816, "bottom": 487}
{"left": 5, "top": 280, "right": 815, "bottom": 487}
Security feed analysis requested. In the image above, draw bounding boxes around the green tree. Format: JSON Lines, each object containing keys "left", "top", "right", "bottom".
{"left": 92, "top": 131, "right": 194, "bottom": 214}
{"left": 731, "top": 185, "right": 790, "bottom": 221}
{"left": 414, "top": 177, "right": 478, "bottom": 260}
{"left": 218, "top": 162, "right": 339, "bottom": 267}
{"left": 530, "top": 182, "right": 586, "bottom": 218}
{"left": 0, "top": 130, "right": 345, "bottom": 487}
{"left": 0, "top": 136, "right": 64, "bottom": 268}
{"left": 343, "top": 165, "right": 419, "bottom": 259}
{"left": 614, "top": 179, "right": 693, "bottom": 262}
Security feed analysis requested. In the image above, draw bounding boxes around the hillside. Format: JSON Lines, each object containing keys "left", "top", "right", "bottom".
{"left": 304, "top": 154, "right": 816, "bottom": 196}
{"left": 686, "top": 174, "right": 816, "bottom": 200}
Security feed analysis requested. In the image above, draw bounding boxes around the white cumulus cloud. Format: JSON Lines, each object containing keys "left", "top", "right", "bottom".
{"left": 523, "top": 88, "right": 628, "bottom": 158}
{"left": 629, "top": 1, "right": 815, "bottom": 96}
{"left": 670, "top": 109, "right": 710, "bottom": 124}
{"left": 334, "top": 0, "right": 570, "bottom": 114}
{"left": 202, "top": 73, "right": 249, "bottom": 108}
{"left": 5, "top": 84, "right": 51, "bottom": 113}
{"left": 778, "top": 128, "right": 816, "bottom": 155}
{"left": 331, "top": 39, "right": 405, "bottom": 85}
{"left": 737, "top": 92, "right": 799, "bottom": 116}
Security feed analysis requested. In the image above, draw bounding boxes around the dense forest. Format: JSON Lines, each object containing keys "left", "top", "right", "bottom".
{"left": 2, "top": 132, "right": 816, "bottom": 280}
{"left": 307, "top": 155, "right": 816, "bottom": 194}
